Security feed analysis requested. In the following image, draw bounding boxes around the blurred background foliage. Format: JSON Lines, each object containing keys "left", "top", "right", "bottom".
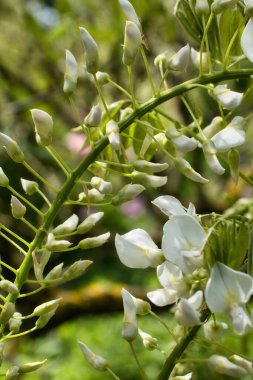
{"left": 1, "top": 0, "right": 253, "bottom": 379}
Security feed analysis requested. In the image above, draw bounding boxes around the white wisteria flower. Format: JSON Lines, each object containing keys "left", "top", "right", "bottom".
{"left": 209, "top": 355, "right": 248, "bottom": 377}
{"left": 205, "top": 262, "right": 253, "bottom": 334}
{"left": 162, "top": 215, "right": 207, "bottom": 273}
{"left": 213, "top": 85, "right": 243, "bottom": 110}
{"left": 175, "top": 290, "right": 203, "bottom": 327}
{"left": 121, "top": 288, "right": 138, "bottom": 341}
{"left": 115, "top": 229, "right": 163, "bottom": 268}
{"left": 167, "top": 44, "right": 191, "bottom": 71}
{"left": 203, "top": 320, "right": 228, "bottom": 341}
{"left": 241, "top": 17, "right": 253, "bottom": 62}
{"left": 211, "top": 116, "right": 246, "bottom": 152}
{"left": 152, "top": 195, "right": 196, "bottom": 218}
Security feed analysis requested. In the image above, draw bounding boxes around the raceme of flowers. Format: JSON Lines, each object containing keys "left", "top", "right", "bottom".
{"left": 115, "top": 195, "right": 253, "bottom": 377}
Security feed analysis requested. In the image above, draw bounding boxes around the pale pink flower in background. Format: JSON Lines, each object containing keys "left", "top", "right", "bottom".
{"left": 120, "top": 197, "right": 145, "bottom": 217}
{"left": 65, "top": 132, "right": 91, "bottom": 156}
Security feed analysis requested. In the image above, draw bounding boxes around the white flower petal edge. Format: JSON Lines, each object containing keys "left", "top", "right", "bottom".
{"left": 241, "top": 18, "right": 253, "bottom": 63}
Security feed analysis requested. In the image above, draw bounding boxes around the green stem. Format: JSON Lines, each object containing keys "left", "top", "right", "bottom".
{"left": 93, "top": 74, "right": 110, "bottom": 119}
{"left": 157, "top": 308, "right": 210, "bottom": 380}
{"left": 223, "top": 17, "right": 246, "bottom": 70}
{"left": 106, "top": 367, "right": 121, "bottom": 380}
{"left": 108, "top": 79, "right": 132, "bottom": 98}
{"left": 23, "top": 161, "right": 58, "bottom": 193}
{"left": 37, "top": 188, "right": 51, "bottom": 207}
{"left": 46, "top": 146, "right": 72, "bottom": 176}
{"left": 149, "top": 310, "right": 177, "bottom": 340}
{"left": 129, "top": 342, "right": 149, "bottom": 380}
{"left": 128, "top": 66, "right": 137, "bottom": 109}
{"left": 0, "top": 224, "right": 30, "bottom": 247}
{"left": 0, "top": 260, "right": 16, "bottom": 274}
{"left": 21, "top": 218, "right": 38, "bottom": 233}
{"left": 5, "top": 69, "right": 253, "bottom": 305}
{"left": 199, "top": 13, "right": 214, "bottom": 76}
{"left": 140, "top": 45, "right": 156, "bottom": 97}
{"left": 0, "top": 231, "right": 27, "bottom": 256}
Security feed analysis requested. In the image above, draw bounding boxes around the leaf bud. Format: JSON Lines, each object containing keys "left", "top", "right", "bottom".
{"left": 52, "top": 214, "right": 79, "bottom": 235}
{"left": 211, "top": 0, "right": 238, "bottom": 15}
{"left": 5, "top": 366, "right": 19, "bottom": 380}
{"left": 78, "top": 342, "right": 108, "bottom": 371}
{"left": 95, "top": 71, "right": 110, "bottom": 86}
{"left": 84, "top": 104, "right": 102, "bottom": 128}
{"left": 11, "top": 196, "right": 26, "bottom": 219}
{"left": 90, "top": 176, "right": 112, "bottom": 194}
{"left": 33, "top": 298, "right": 61, "bottom": 317}
{"left": 112, "top": 184, "right": 145, "bottom": 205}
{"left": 31, "top": 109, "right": 53, "bottom": 146}
{"left": 63, "top": 49, "right": 78, "bottom": 94}
{"left": 0, "top": 167, "right": 9, "bottom": 187}
{"left": 122, "top": 21, "right": 142, "bottom": 66}
{"left": 0, "top": 302, "right": 15, "bottom": 325}
{"left": 118, "top": 0, "right": 141, "bottom": 31}
{"left": 0, "top": 280, "right": 19, "bottom": 294}
{"left": 174, "top": 158, "right": 209, "bottom": 183}
{"left": 63, "top": 260, "right": 92, "bottom": 280}
{"left": 21, "top": 178, "right": 39, "bottom": 195}
{"left": 19, "top": 360, "right": 47, "bottom": 374}
{"left": 78, "top": 232, "right": 110, "bottom": 249}
{"left": 45, "top": 233, "right": 72, "bottom": 252}
{"left": 9, "top": 312, "right": 22, "bottom": 334}
{"left": 133, "top": 160, "right": 168, "bottom": 174}
{"left": 106, "top": 120, "right": 120, "bottom": 150}
{"left": 77, "top": 212, "right": 104, "bottom": 234}
{"left": 0, "top": 133, "right": 24, "bottom": 163}
{"left": 132, "top": 170, "right": 167, "bottom": 188}
{"left": 79, "top": 27, "right": 99, "bottom": 74}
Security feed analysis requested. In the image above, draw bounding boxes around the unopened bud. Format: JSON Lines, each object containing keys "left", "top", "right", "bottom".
{"left": 5, "top": 366, "right": 19, "bottom": 380}
{"left": 90, "top": 177, "right": 112, "bottom": 194}
{"left": 80, "top": 27, "right": 99, "bottom": 74}
{"left": 133, "top": 160, "right": 168, "bottom": 174}
{"left": 230, "top": 355, "right": 253, "bottom": 374}
{"left": 211, "top": 0, "right": 238, "bottom": 14}
{"left": 11, "top": 196, "right": 26, "bottom": 219}
{"left": 19, "top": 360, "right": 47, "bottom": 374}
{"left": 21, "top": 178, "right": 39, "bottom": 195}
{"left": 167, "top": 44, "right": 191, "bottom": 71}
{"left": 123, "top": 21, "right": 142, "bottom": 66}
{"left": 78, "top": 232, "right": 110, "bottom": 249}
{"left": 44, "top": 263, "right": 64, "bottom": 281}
{"left": 35, "top": 310, "right": 55, "bottom": 329}
{"left": 202, "top": 116, "right": 224, "bottom": 139}
{"left": 139, "top": 329, "right": 158, "bottom": 350}
{"left": 195, "top": 0, "right": 209, "bottom": 15}
{"left": 132, "top": 171, "right": 167, "bottom": 188}
{"left": 9, "top": 312, "right": 22, "bottom": 334}
{"left": 121, "top": 288, "right": 138, "bottom": 342}
{"left": 33, "top": 298, "right": 61, "bottom": 317}
{"left": 228, "top": 148, "right": 240, "bottom": 184}
{"left": 89, "top": 161, "right": 107, "bottom": 178}
{"left": 0, "top": 302, "right": 15, "bottom": 325}
{"left": 31, "top": 109, "right": 53, "bottom": 146}
{"left": 45, "top": 233, "right": 72, "bottom": 252}
{"left": 96, "top": 71, "right": 110, "bottom": 86}
{"left": 0, "top": 133, "right": 24, "bottom": 163}
{"left": 203, "top": 140, "right": 225, "bottom": 175}
{"left": 77, "top": 212, "right": 104, "bottom": 234}
{"left": 78, "top": 189, "right": 105, "bottom": 202}
{"left": 112, "top": 184, "right": 145, "bottom": 205}
{"left": 64, "top": 49, "right": 78, "bottom": 94}
{"left": 118, "top": 0, "right": 141, "bottom": 30}
{"left": 122, "top": 321, "right": 138, "bottom": 341}
{"left": 52, "top": 214, "right": 79, "bottom": 235}
{"left": 84, "top": 104, "right": 102, "bottom": 128}
{"left": 0, "top": 167, "right": 9, "bottom": 187}
{"left": 63, "top": 260, "right": 92, "bottom": 280}
{"left": 106, "top": 120, "right": 120, "bottom": 150}
{"left": 78, "top": 342, "right": 108, "bottom": 371}
{"left": 0, "top": 280, "right": 19, "bottom": 294}
{"left": 174, "top": 158, "right": 209, "bottom": 183}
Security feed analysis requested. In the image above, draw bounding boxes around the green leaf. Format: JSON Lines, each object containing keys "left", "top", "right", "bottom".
{"left": 219, "top": 9, "right": 243, "bottom": 58}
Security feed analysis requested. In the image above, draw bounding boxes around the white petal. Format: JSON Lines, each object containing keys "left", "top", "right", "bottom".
{"left": 241, "top": 18, "right": 253, "bottom": 62}
{"left": 147, "top": 288, "right": 177, "bottom": 306}
{"left": 230, "top": 305, "right": 252, "bottom": 334}
{"left": 214, "top": 85, "right": 243, "bottom": 110}
{"left": 188, "top": 290, "right": 203, "bottom": 309}
{"left": 211, "top": 117, "right": 246, "bottom": 152}
{"left": 209, "top": 355, "right": 247, "bottom": 377}
{"left": 175, "top": 298, "right": 201, "bottom": 326}
{"left": 152, "top": 195, "right": 186, "bottom": 217}
{"left": 168, "top": 44, "right": 191, "bottom": 71}
{"left": 172, "top": 135, "right": 199, "bottom": 152}
{"left": 157, "top": 261, "right": 183, "bottom": 289}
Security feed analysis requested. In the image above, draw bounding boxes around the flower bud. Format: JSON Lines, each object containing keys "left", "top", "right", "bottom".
{"left": 63, "top": 260, "right": 92, "bottom": 280}
{"left": 211, "top": 0, "right": 238, "bottom": 14}
{"left": 44, "top": 263, "right": 64, "bottom": 281}
{"left": 11, "top": 196, "right": 26, "bottom": 219}
{"left": 63, "top": 49, "right": 78, "bottom": 94}
{"left": 0, "top": 133, "right": 24, "bottom": 163}
{"left": 0, "top": 167, "right": 9, "bottom": 187}
{"left": 79, "top": 27, "right": 99, "bottom": 74}
{"left": 78, "top": 189, "right": 105, "bottom": 202}
{"left": 78, "top": 232, "right": 110, "bottom": 249}
{"left": 95, "top": 71, "right": 110, "bottom": 86}
{"left": 195, "top": 0, "right": 209, "bottom": 15}
{"left": 45, "top": 233, "right": 72, "bottom": 252}
{"left": 78, "top": 342, "right": 108, "bottom": 371}
{"left": 203, "top": 320, "right": 228, "bottom": 340}
{"left": 90, "top": 177, "right": 112, "bottom": 194}
{"left": 35, "top": 310, "right": 55, "bottom": 329}
{"left": 112, "top": 184, "right": 145, "bottom": 205}
{"left": 166, "top": 126, "right": 198, "bottom": 152}
{"left": 174, "top": 158, "right": 209, "bottom": 183}
{"left": 228, "top": 148, "right": 240, "bottom": 184}
{"left": 106, "top": 120, "right": 120, "bottom": 150}
{"left": 21, "top": 178, "right": 39, "bottom": 195}
{"left": 202, "top": 116, "right": 224, "bottom": 139}
{"left": 167, "top": 44, "right": 191, "bottom": 71}
{"left": 213, "top": 85, "right": 243, "bottom": 110}
{"left": 33, "top": 298, "right": 61, "bottom": 317}
{"left": 118, "top": 0, "right": 141, "bottom": 31}
{"left": 19, "top": 360, "right": 47, "bottom": 374}
{"left": 133, "top": 160, "right": 168, "bottom": 174}
{"left": 77, "top": 212, "right": 104, "bottom": 234}
{"left": 9, "top": 312, "right": 22, "bottom": 334}
{"left": 230, "top": 355, "right": 253, "bottom": 374}
{"left": 138, "top": 329, "right": 158, "bottom": 350}
{"left": 154, "top": 52, "right": 168, "bottom": 70}
{"left": 31, "top": 109, "right": 53, "bottom": 146}
{"left": 123, "top": 21, "right": 142, "bottom": 66}
{"left": 52, "top": 214, "right": 79, "bottom": 235}
{"left": 89, "top": 161, "right": 107, "bottom": 178}
{"left": 0, "top": 280, "right": 19, "bottom": 294}
{"left": 121, "top": 289, "right": 138, "bottom": 342}
{"left": 5, "top": 366, "right": 19, "bottom": 380}
{"left": 0, "top": 302, "right": 15, "bottom": 325}
{"left": 33, "top": 250, "right": 51, "bottom": 282}
{"left": 84, "top": 104, "right": 102, "bottom": 128}
{"left": 202, "top": 140, "right": 225, "bottom": 175}
{"left": 132, "top": 170, "right": 167, "bottom": 188}
{"left": 209, "top": 355, "right": 247, "bottom": 377}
